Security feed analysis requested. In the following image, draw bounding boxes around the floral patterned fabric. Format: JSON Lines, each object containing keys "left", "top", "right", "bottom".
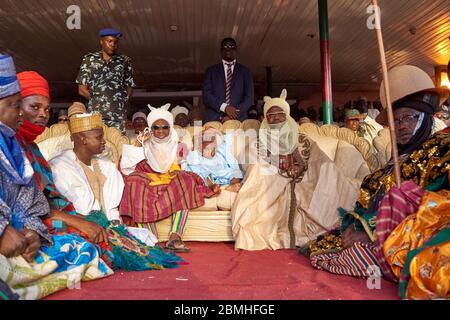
{"left": 0, "top": 234, "right": 113, "bottom": 300}
{"left": 384, "top": 190, "right": 450, "bottom": 299}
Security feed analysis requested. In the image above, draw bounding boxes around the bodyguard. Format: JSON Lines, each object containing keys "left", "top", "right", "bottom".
{"left": 76, "top": 28, "right": 135, "bottom": 133}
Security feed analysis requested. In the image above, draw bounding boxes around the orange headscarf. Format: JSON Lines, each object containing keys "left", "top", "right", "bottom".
{"left": 17, "top": 71, "right": 49, "bottom": 99}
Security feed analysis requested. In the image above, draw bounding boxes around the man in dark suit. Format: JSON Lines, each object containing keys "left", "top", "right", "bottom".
{"left": 203, "top": 38, "right": 254, "bottom": 122}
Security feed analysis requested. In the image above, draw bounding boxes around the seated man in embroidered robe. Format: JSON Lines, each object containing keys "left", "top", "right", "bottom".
{"left": 49, "top": 112, "right": 124, "bottom": 224}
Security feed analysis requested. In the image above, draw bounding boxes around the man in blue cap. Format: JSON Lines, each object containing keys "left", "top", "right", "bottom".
{"left": 0, "top": 54, "right": 113, "bottom": 300}
{"left": 76, "top": 28, "right": 135, "bottom": 133}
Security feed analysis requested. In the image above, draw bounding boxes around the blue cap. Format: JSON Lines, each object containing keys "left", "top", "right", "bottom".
{"left": 99, "top": 28, "right": 123, "bottom": 38}
{"left": 0, "top": 54, "right": 20, "bottom": 99}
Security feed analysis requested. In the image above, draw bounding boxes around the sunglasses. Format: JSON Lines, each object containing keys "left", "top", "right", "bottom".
{"left": 151, "top": 125, "right": 170, "bottom": 130}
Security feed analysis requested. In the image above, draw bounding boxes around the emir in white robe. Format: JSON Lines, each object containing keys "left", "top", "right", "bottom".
{"left": 49, "top": 150, "right": 124, "bottom": 221}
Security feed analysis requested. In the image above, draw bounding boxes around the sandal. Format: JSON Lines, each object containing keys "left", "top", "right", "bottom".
{"left": 166, "top": 239, "right": 191, "bottom": 253}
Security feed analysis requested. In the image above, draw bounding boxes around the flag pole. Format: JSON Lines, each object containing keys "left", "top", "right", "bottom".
{"left": 372, "top": 0, "right": 401, "bottom": 187}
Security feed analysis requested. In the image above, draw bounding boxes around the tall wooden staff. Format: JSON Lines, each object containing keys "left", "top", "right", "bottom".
{"left": 372, "top": 0, "right": 401, "bottom": 187}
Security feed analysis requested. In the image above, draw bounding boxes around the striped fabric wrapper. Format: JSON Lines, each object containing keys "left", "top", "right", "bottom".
{"left": 311, "top": 242, "right": 381, "bottom": 278}
{"left": 17, "top": 139, "right": 77, "bottom": 215}
{"left": 170, "top": 209, "right": 189, "bottom": 237}
{"left": 0, "top": 279, "right": 18, "bottom": 300}
{"left": 374, "top": 181, "right": 424, "bottom": 282}
{"left": 137, "top": 209, "right": 189, "bottom": 239}
{"left": 137, "top": 222, "right": 159, "bottom": 239}
{"left": 120, "top": 160, "right": 214, "bottom": 224}
{"left": 311, "top": 182, "right": 424, "bottom": 280}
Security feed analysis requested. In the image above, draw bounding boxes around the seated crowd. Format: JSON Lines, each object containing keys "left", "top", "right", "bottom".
{"left": 0, "top": 52, "right": 449, "bottom": 301}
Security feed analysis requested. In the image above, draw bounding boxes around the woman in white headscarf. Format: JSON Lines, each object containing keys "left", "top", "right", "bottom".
{"left": 120, "top": 104, "right": 219, "bottom": 252}
{"left": 231, "top": 90, "right": 360, "bottom": 251}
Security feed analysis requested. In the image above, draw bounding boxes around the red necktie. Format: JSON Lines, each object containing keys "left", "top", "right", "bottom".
{"left": 225, "top": 62, "right": 234, "bottom": 104}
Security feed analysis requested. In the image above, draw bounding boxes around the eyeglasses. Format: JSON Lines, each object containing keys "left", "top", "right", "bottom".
{"left": 151, "top": 125, "right": 170, "bottom": 130}
{"left": 394, "top": 114, "right": 420, "bottom": 126}
{"left": 266, "top": 112, "right": 286, "bottom": 118}
{"left": 222, "top": 44, "right": 236, "bottom": 49}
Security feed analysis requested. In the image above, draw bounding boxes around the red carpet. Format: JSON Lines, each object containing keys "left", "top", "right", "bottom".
{"left": 47, "top": 242, "right": 399, "bottom": 300}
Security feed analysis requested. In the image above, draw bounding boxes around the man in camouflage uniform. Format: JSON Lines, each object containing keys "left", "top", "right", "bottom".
{"left": 76, "top": 28, "right": 135, "bottom": 133}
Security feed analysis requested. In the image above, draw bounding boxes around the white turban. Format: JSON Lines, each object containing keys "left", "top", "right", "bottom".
{"left": 171, "top": 105, "right": 189, "bottom": 119}
{"left": 132, "top": 112, "right": 146, "bottom": 122}
{"left": 147, "top": 103, "right": 174, "bottom": 128}
{"left": 262, "top": 89, "right": 291, "bottom": 117}
{"left": 144, "top": 103, "right": 179, "bottom": 173}
{"left": 259, "top": 89, "right": 299, "bottom": 155}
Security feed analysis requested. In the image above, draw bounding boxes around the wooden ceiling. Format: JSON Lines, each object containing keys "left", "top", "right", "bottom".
{"left": 0, "top": 0, "right": 449, "bottom": 98}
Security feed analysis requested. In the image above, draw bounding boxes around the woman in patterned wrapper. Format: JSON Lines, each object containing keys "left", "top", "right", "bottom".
{"left": 231, "top": 89, "right": 360, "bottom": 251}
{"left": 119, "top": 104, "right": 220, "bottom": 253}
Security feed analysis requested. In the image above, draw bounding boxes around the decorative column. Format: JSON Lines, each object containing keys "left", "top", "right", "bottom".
{"left": 319, "top": 0, "right": 333, "bottom": 124}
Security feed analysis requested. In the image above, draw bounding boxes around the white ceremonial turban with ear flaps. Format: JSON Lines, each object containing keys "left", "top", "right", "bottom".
{"left": 259, "top": 89, "right": 299, "bottom": 156}
{"left": 263, "top": 89, "right": 291, "bottom": 117}
{"left": 147, "top": 103, "right": 174, "bottom": 128}
{"left": 143, "top": 103, "right": 179, "bottom": 173}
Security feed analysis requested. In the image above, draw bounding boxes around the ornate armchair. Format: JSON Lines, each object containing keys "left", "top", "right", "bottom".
{"left": 372, "top": 128, "right": 392, "bottom": 168}
{"left": 298, "top": 123, "right": 379, "bottom": 181}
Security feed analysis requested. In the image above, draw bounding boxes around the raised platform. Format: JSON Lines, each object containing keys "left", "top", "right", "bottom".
{"left": 156, "top": 211, "right": 233, "bottom": 242}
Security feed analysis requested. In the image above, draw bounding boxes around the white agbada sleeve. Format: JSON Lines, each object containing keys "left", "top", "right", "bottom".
{"left": 98, "top": 159, "right": 125, "bottom": 221}
{"left": 120, "top": 144, "right": 146, "bottom": 175}
{"left": 49, "top": 151, "right": 97, "bottom": 216}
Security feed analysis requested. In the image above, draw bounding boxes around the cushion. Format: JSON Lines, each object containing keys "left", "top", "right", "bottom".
{"left": 203, "top": 121, "right": 222, "bottom": 131}
{"left": 221, "top": 120, "right": 242, "bottom": 132}
{"left": 217, "top": 187, "right": 238, "bottom": 211}
{"left": 242, "top": 119, "right": 261, "bottom": 132}
{"left": 155, "top": 210, "right": 233, "bottom": 242}
{"left": 192, "top": 196, "right": 218, "bottom": 211}
{"left": 307, "top": 135, "right": 338, "bottom": 161}
{"left": 334, "top": 140, "right": 371, "bottom": 180}
{"left": 373, "top": 128, "right": 391, "bottom": 168}
{"left": 299, "top": 123, "right": 379, "bottom": 180}
{"left": 37, "top": 133, "right": 72, "bottom": 160}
